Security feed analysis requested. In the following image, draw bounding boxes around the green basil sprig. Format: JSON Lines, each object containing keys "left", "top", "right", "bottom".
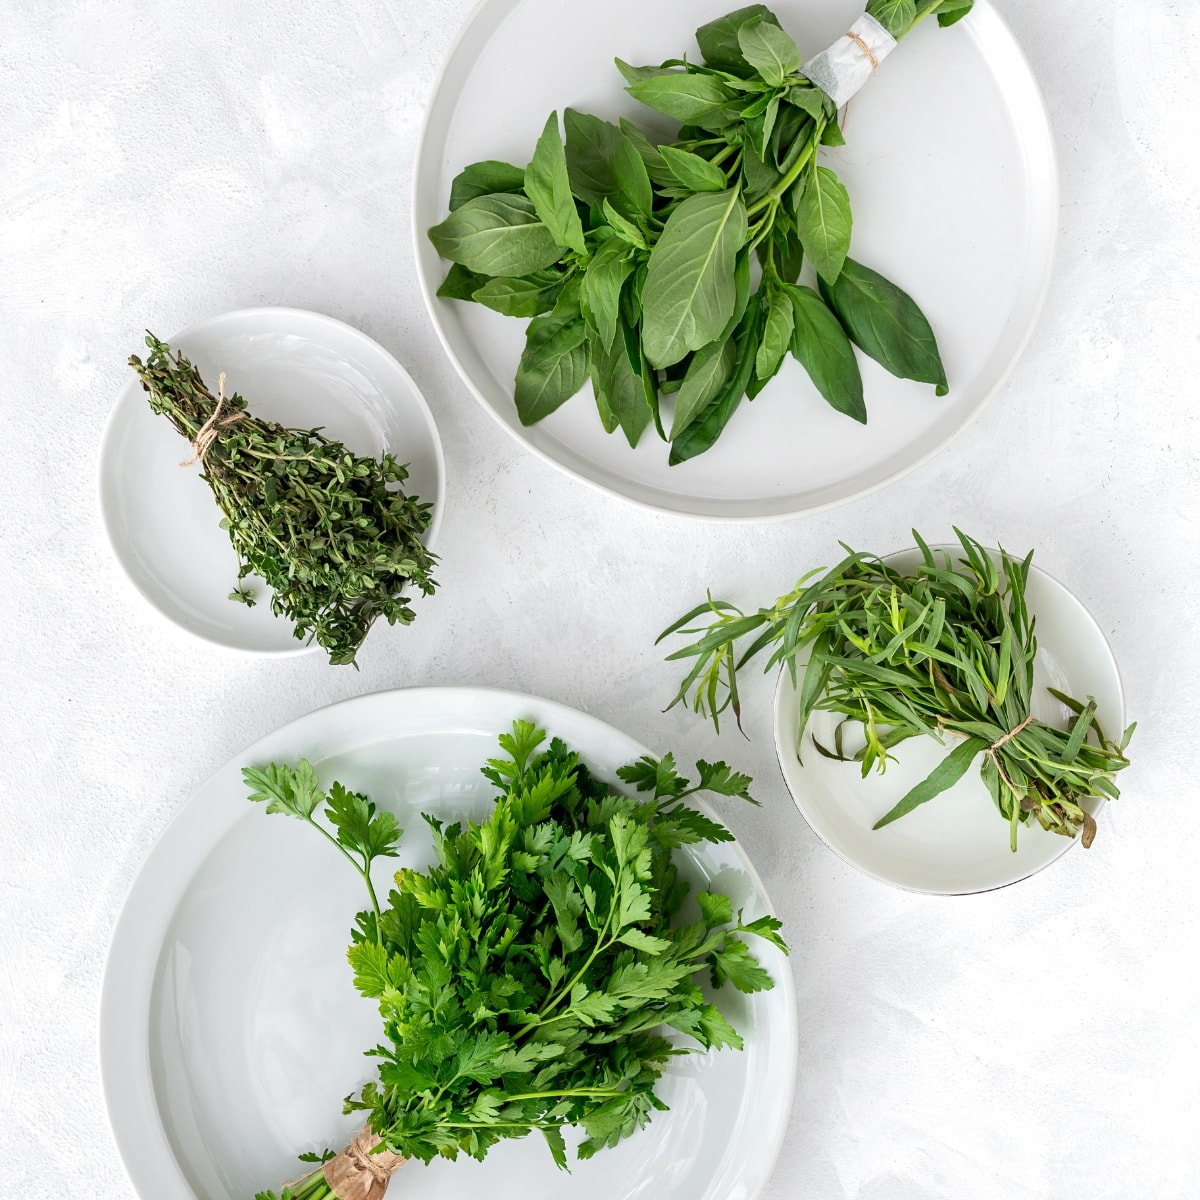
{"left": 429, "top": 2, "right": 971, "bottom": 464}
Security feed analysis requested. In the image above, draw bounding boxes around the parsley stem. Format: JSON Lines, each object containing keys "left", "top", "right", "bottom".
{"left": 305, "top": 817, "right": 384, "bottom": 944}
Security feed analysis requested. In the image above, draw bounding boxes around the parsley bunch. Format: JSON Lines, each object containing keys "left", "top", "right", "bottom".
{"left": 429, "top": 2, "right": 973, "bottom": 464}
{"left": 660, "top": 530, "right": 1135, "bottom": 851}
{"left": 130, "top": 336, "right": 437, "bottom": 665}
{"left": 244, "top": 721, "right": 785, "bottom": 1198}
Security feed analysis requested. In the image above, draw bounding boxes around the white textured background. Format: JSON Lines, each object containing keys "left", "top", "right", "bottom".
{"left": 2, "top": 1, "right": 1198, "bottom": 1198}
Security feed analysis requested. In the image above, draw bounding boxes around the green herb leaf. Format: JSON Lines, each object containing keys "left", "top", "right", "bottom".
{"left": 525, "top": 110, "right": 587, "bottom": 255}
{"left": 448, "top": 159, "right": 525, "bottom": 210}
{"left": 873, "top": 736, "right": 989, "bottom": 828}
{"left": 429, "top": 193, "right": 564, "bottom": 277}
{"left": 736, "top": 19, "right": 801, "bottom": 87}
{"left": 658, "top": 144, "right": 729, "bottom": 193}
{"left": 695, "top": 5, "right": 784, "bottom": 76}
{"left": 819, "top": 257, "right": 948, "bottom": 393}
{"left": 642, "top": 189, "right": 748, "bottom": 369}
{"left": 866, "top": 0, "right": 917, "bottom": 38}
{"left": 785, "top": 283, "right": 865, "bottom": 421}
{"left": 515, "top": 315, "right": 590, "bottom": 424}
{"left": 794, "top": 165, "right": 852, "bottom": 285}
{"left": 627, "top": 73, "right": 734, "bottom": 125}
{"left": 670, "top": 337, "right": 735, "bottom": 439}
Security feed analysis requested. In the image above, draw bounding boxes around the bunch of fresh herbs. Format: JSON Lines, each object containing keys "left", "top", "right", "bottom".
{"left": 429, "top": 2, "right": 973, "bottom": 464}
{"left": 130, "top": 336, "right": 437, "bottom": 666}
{"left": 245, "top": 720, "right": 784, "bottom": 1198}
{"left": 659, "top": 530, "right": 1135, "bottom": 850}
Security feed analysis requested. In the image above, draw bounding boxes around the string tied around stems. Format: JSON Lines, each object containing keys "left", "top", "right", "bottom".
{"left": 179, "top": 371, "right": 245, "bottom": 466}
{"left": 844, "top": 29, "right": 879, "bottom": 71}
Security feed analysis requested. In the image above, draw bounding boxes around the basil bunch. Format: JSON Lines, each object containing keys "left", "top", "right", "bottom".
{"left": 429, "top": 2, "right": 972, "bottom": 464}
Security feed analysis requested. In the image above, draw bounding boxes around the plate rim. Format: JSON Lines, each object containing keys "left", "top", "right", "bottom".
{"left": 99, "top": 685, "right": 799, "bottom": 1200}
{"left": 97, "top": 306, "right": 447, "bottom": 655}
{"left": 412, "top": 0, "right": 1059, "bottom": 522}
{"left": 771, "top": 545, "right": 1127, "bottom": 895}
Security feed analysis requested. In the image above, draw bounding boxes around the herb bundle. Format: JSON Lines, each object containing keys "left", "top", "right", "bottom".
{"left": 429, "top": 2, "right": 972, "bottom": 464}
{"left": 130, "top": 336, "right": 437, "bottom": 666}
{"left": 659, "top": 531, "right": 1135, "bottom": 850}
{"left": 245, "top": 721, "right": 784, "bottom": 1199}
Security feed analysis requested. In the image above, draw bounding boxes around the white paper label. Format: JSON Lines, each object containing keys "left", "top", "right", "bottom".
{"left": 801, "top": 14, "right": 898, "bottom": 108}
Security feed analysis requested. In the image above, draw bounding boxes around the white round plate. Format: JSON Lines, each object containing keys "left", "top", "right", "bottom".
{"left": 773, "top": 548, "right": 1125, "bottom": 894}
{"left": 99, "top": 308, "right": 445, "bottom": 654}
{"left": 414, "top": 0, "right": 1056, "bottom": 520}
{"left": 101, "top": 687, "right": 797, "bottom": 1200}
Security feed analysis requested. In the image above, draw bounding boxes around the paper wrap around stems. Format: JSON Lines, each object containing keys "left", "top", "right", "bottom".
{"left": 802, "top": 14, "right": 897, "bottom": 107}
{"left": 322, "top": 1128, "right": 406, "bottom": 1200}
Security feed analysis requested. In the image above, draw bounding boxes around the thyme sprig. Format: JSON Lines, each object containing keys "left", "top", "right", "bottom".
{"left": 659, "top": 530, "right": 1135, "bottom": 850}
{"left": 130, "top": 335, "right": 438, "bottom": 665}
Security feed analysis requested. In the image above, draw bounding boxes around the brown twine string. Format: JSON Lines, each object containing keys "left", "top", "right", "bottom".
{"left": 321, "top": 1127, "right": 406, "bottom": 1200}
{"left": 180, "top": 371, "right": 245, "bottom": 466}
{"left": 845, "top": 30, "right": 879, "bottom": 70}
{"left": 989, "top": 714, "right": 1035, "bottom": 752}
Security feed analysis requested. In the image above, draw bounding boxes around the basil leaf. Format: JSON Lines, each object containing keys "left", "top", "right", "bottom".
{"left": 641, "top": 188, "right": 748, "bottom": 369}
{"left": 766, "top": 219, "right": 804, "bottom": 284}
{"left": 819, "top": 257, "right": 948, "bottom": 394}
{"left": 601, "top": 198, "right": 648, "bottom": 249}
{"left": 563, "top": 108, "right": 652, "bottom": 219}
{"left": 514, "top": 315, "right": 589, "bottom": 424}
{"left": 613, "top": 57, "right": 671, "bottom": 86}
{"left": 755, "top": 282, "right": 793, "bottom": 380}
{"left": 626, "top": 73, "right": 734, "bottom": 125}
{"left": 794, "top": 165, "right": 852, "bottom": 285}
{"left": 670, "top": 337, "right": 735, "bottom": 439}
{"left": 525, "top": 111, "right": 587, "bottom": 256}
{"left": 669, "top": 301, "right": 762, "bottom": 463}
{"left": 429, "top": 194, "right": 563, "bottom": 277}
{"left": 472, "top": 271, "right": 564, "bottom": 318}
{"left": 591, "top": 317, "right": 653, "bottom": 446}
{"left": 695, "top": 5, "right": 784, "bottom": 76}
{"left": 786, "top": 85, "right": 829, "bottom": 122}
{"left": 581, "top": 239, "right": 635, "bottom": 349}
{"left": 618, "top": 118, "right": 676, "bottom": 189}
{"left": 866, "top": 0, "right": 917, "bottom": 38}
{"left": 435, "top": 262, "right": 490, "bottom": 302}
{"left": 820, "top": 119, "right": 847, "bottom": 148}
{"left": 736, "top": 19, "right": 801, "bottom": 87}
{"left": 785, "top": 283, "right": 865, "bottom": 422}
{"left": 448, "top": 159, "right": 525, "bottom": 211}
{"left": 659, "top": 145, "right": 728, "bottom": 193}
{"left": 937, "top": 0, "right": 974, "bottom": 26}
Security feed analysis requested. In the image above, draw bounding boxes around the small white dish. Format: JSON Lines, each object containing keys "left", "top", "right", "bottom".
{"left": 414, "top": 0, "right": 1057, "bottom": 519}
{"left": 100, "top": 687, "right": 797, "bottom": 1200}
{"left": 772, "top": 547, "right": 1125, "bottom": 894}
{"left": 99, "top": 308, "right": 445, "bottom": 654}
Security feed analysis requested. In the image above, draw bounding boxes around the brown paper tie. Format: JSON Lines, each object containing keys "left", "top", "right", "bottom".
{"left": 322, "top": 1127, "right": 406, "bottom": 1200}
{"left": 985, "top": 714, "right": 1036, "bottom": 807}
{"left": 179, "top": 371, "right": 245, "bottom": 466}
{"left": 845, "top": 29, "right": 879, "bottom": 71}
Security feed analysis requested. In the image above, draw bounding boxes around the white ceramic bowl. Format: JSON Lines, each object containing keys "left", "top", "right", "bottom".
{"left": 99, "top": 308, "right": 445, "bottom": 654}
{"left": 772, "top": 546, "right": 1125, "bottom": 893}
{"left": 101, "top": 687, "right": 797, "bottom": 1200}
{"left": 413, "top": 0, "right": 1057, "bottom": 519}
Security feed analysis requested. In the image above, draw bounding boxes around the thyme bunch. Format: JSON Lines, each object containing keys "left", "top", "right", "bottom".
{"left": 660, "top": 530, "right": 1135, "bottom": 850}
{"left": 130, "top": 336, "right": 437, "bottom": 665}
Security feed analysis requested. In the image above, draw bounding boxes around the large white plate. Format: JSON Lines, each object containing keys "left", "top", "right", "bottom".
{"left": 101, "top": 688, "right": 797, "bottom": 1200}
{"left": 99, "top": 308, "right": 445, "bottom": 654}
{"left": 413, "top": 0, "right": 1057, "bottom": 520}
{"left": 773, "top": 548, "right": 1126, "bottom": 894}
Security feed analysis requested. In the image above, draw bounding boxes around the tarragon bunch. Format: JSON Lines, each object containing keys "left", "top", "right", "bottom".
{"left": 244, "top": 721, "right": 785, "bottom": 1199}
{"left": 429, "top": 2, "right": 973, "bottom": 464}
{"left": 660, "top": 530, "right": 1135, "bottom": 851}
{"left": 130, "top": 336, "right": 437, "bottom": 665}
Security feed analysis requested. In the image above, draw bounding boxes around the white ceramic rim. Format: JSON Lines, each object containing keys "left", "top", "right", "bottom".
{"left": 97, "top": 307, "right": 447, "bottom": 656}
{"left": 412, "top": 0, "right": 1059, "bottom": 523}
{"left": 99, "top": 686, "right": 799, "bottom": 1200}
{"left": 771, "top": 546, "right": 1127, "bottom": 895}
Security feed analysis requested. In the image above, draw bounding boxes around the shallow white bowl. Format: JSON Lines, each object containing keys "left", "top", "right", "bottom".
{"left": 100, "top": 687, "right": 797, "bottom": 1200}
{"left": 413, "top": 0, "right": 1057, "bottom": 519}
{"left": 772, "top": 547, "right": 1125, "bottom": 894}
{"left": 99, "top": 308, "right": 445, "bottom": 654}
